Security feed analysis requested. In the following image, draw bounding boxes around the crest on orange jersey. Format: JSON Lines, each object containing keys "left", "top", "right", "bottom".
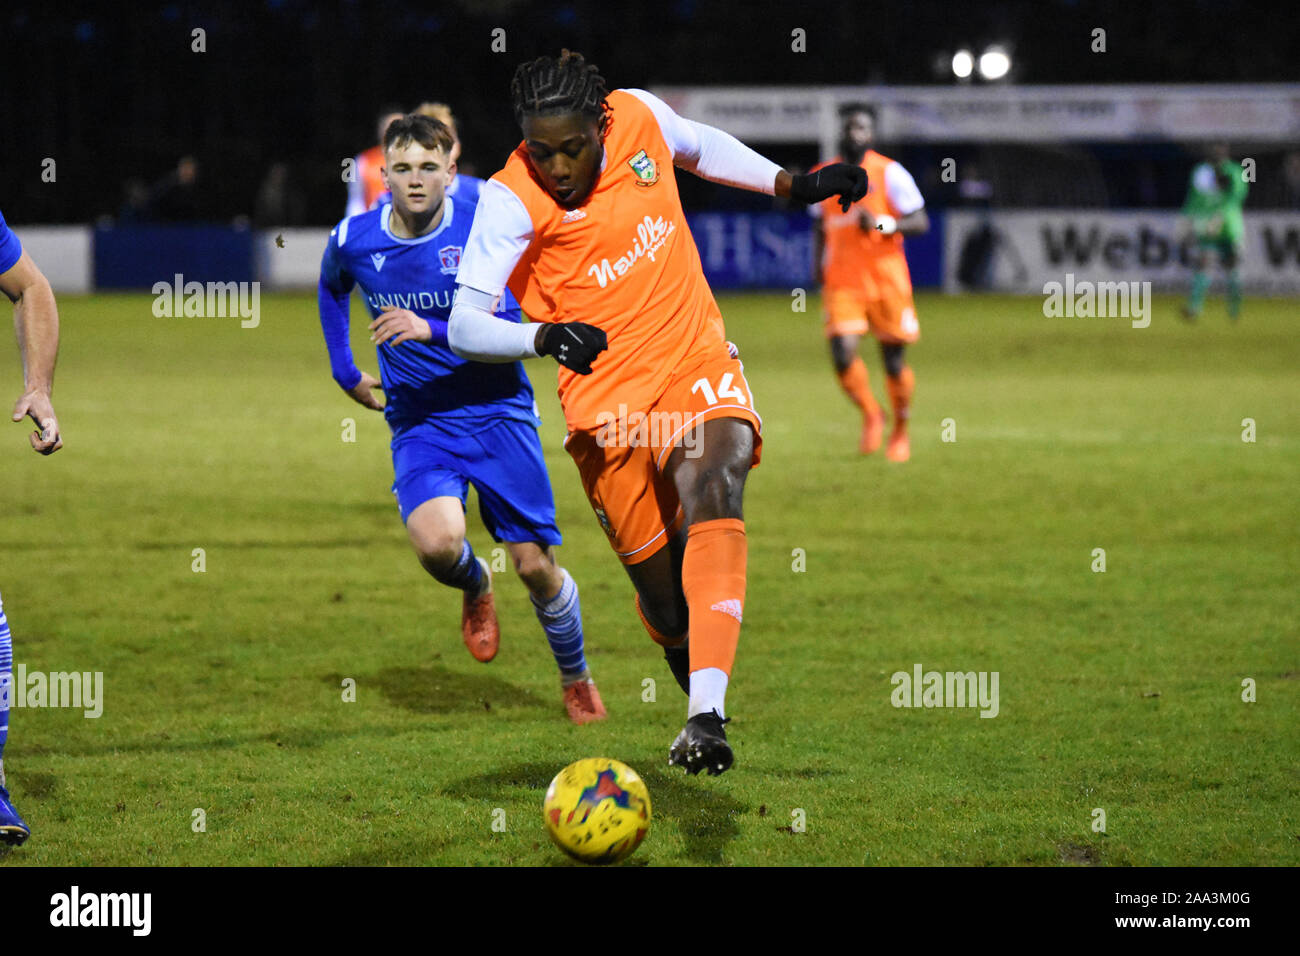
{"left": 627, "top": 149, "right": 659, "bottom": 186}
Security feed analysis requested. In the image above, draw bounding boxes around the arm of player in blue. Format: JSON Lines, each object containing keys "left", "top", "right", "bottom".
{"left": 421, "top": 314, "right": 452, "bottom": 346}
{"left": 318, "top": 231, "right": 363, "bottom": 391}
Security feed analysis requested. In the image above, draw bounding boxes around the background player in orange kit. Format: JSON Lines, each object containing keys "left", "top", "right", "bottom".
{"left": 812, "top": 104, "right": 930, "bottom": 462}
{"left": 446, "top": 51, "right": 866, "bottom": 775}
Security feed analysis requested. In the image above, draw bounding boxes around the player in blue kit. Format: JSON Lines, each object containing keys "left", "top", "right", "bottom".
{"left": 1, "top": 207, "right": 64, "bottom": 845}
{"left": 318, "top": 115, "right": 605, "bottom": 724}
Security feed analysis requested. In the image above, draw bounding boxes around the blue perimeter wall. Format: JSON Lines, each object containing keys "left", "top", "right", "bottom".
{"left": 92, "top": 213, "right": 944, "bottom": 291}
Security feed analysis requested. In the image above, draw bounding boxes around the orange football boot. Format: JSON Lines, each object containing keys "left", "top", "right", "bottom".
{"left": 461, "top": 557, "right": 499, "bottom": 662}
{"left": 562, "top": 677, "right": 607, "bottom": 725}
{"left": 886, "top": 428, "right": 911, "bottom": 462}
{"left": 860, "top": 406, "right": 886, "bottom": 455}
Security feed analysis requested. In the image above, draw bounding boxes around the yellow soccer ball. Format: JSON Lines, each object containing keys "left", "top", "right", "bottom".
{"left": 543, "top": 758, "right": 652, "bottom": 865}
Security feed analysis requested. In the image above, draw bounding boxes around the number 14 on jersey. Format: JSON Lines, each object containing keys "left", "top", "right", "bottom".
{"left": 691, "top": 373, "right": 748, "bottom": 406}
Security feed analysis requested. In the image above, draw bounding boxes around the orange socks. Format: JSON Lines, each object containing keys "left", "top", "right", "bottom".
{"left": 837, "top": 358, "right": 881, "bottom": 418}
{"left": 680, "top": 518, "right": 747, "bottom": 675}
{"left": 886, "top": 366, "right": 914, "bottom": 431}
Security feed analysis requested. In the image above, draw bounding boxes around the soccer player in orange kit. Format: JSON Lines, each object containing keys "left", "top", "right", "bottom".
{"left": 446, "top": 51, "right": 866, "bottom": 775}
{"left": 812, "top": 104, "right": 930, "bottom": 462}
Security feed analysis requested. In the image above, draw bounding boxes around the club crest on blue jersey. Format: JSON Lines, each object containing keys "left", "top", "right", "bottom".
{"left": 438, "top": 245, "right": 462, "bottom": 274}
{"left": 628, "top": 149, "right": 658, "bottom": 186}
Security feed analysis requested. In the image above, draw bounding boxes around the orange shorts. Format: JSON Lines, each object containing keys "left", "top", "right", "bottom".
{"left": 823, "top": 286, "right": 920, "bottom": 344}
{"left": 564, "top": 350, "right": 763, "bottom": 564}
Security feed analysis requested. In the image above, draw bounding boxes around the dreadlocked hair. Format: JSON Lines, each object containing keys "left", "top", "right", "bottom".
{"left": 510, "top": 49, "right": 612, "bottom": 132}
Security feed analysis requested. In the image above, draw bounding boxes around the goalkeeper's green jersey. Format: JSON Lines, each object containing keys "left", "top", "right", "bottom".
{"left": 1182, "top": 159, "right": 1247, "bottom": 243}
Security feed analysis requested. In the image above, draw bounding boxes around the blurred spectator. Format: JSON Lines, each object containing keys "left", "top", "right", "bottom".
{"left": 116, "top": 177, "right": 151, "bottom": 223}
{"left": 957, "top": 160, "right": 993, "bottom": 207}
{"left": 253, "top": 162, "right": 306, "bottom": 226}
{"left": 148, "top": 156, "right": 203, "bottom": 221}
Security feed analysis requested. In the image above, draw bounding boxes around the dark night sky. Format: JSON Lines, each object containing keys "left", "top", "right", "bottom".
{"left": 2, "top": 0, "right": 1296, "bottom": 222}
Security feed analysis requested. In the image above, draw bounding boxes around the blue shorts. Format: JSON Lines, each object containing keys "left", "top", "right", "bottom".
{"left": 391, "top": 418, "right": 562, "bottom": 546}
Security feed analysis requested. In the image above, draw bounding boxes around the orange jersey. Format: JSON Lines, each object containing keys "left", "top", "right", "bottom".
{"left": 492, "top": 90, "right": 725, "bottom": 431}
{"left": 357, "top": 145, "right": 387, "bottom": 210}
{"left": 815, "top": 150, "right": 914, "bottom": 300}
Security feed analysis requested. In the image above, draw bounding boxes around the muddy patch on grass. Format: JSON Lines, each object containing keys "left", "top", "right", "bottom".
{"left": 1058, "top": 842, "right": 1101, "bottom": 865}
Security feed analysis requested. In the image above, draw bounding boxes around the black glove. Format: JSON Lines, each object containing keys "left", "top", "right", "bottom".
{"left": 536, "top": 322, "right": 607, "bottom": 375}
{"left": 790, "top": 164, "right": 869, "bottom": 213}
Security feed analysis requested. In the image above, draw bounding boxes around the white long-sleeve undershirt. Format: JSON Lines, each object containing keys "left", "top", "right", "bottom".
{"left": 446, "top": 285, "right": 541, "bottom": 363}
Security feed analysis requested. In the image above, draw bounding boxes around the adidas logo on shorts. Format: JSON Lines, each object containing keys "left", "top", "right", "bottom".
{"left": 710, "top": 599, "right": 743, "bottom": 623}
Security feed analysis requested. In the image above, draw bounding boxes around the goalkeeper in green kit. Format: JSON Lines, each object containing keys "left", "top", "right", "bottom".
{"left": 1181, "top": 143, "right": 1247, "bottom": 322}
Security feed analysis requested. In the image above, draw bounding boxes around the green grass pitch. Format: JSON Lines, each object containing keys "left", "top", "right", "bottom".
{"left": 0, "top": 289, "right": 1295, "bottom": 866}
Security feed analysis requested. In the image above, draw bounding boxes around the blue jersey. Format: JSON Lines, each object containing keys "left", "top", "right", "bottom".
{"left": 318, "top": 195, "right": 537, "bottom": 433}
{"left": 448, "top": 174, "right": 484, "bottom": 207}
{"left": 0, "top": 210, "right": 22, "bottom": 273}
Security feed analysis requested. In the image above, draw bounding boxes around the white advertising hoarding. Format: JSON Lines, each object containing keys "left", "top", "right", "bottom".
{"left": 652, "top": 84, "right": 1300, "bottom": 149}
{"left": 255, "top": 228, "right": 328, "bottom": 289}
{"left": 7, "top": 226, "right": 93, "bottom": 294}
{"left": 943, "top": 210, "right": 1300, "bottom": 295}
